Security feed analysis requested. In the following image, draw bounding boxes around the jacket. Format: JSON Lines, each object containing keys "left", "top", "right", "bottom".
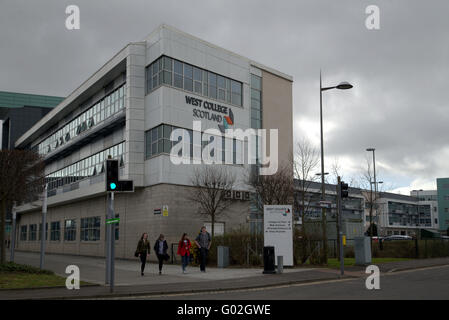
{"left": 177, "top": 239, "right": 191, "bottom": 256}
{"left": 154, "top": 239, "right": 168, "bottom": 255}
{"left": 136, "top": 239, "right": 151, "bottom": 254}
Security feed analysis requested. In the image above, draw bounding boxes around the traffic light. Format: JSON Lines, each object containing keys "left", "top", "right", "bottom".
{"left": 105, "top": 159, "right": 134, "bottom": 192}
{"left": 106, "top": 159, "right": 119, "bottom": 191}
{"left": 340, "top": 181, "right": 349, "bottom": 198}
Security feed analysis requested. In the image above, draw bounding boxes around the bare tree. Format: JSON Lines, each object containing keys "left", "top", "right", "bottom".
{"left": 0, "top": 150, "right": 44, "bottom": 264}
{"left": 292, "top": 138, "right": 320, "bottom": 263}
{"left": 248, "top": 164, "right": 294, "bottom": 209}
{"left": 293, "top": 139, "right": 319, "bottom": 237}
{"left": 358, "top": 156, "right": 386, "bottom": 237}
{"left": 188, "top": 166, "right": 236, "bottom": 238}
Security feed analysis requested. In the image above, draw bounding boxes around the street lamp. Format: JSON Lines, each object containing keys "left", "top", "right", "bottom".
{"left": 412, "top": 189, "right": 423, "bottom": 258}
{"left": 366, "top": 148, "right": 377, "bottom": 242}
{"left": 320, "top": 71, "right": 353, "bottom": 263}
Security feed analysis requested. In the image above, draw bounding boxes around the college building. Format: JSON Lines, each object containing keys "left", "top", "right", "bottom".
{"left": 13, "top": 24, "right": 293, "bottom": 259}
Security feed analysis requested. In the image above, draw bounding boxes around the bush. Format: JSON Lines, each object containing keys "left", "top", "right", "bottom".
{"left": 371, "top": 239, "right": 449, "bottom": 259}
{"left": 207, "top": 227, "right": 263, "bottom": 267}
{"left": 0, "top": 262, "right": 54, "bottom": 275}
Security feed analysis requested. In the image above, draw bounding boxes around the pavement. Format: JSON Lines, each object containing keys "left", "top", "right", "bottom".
{"left": 1, "top": 250, "right": 449, "bottom": 300}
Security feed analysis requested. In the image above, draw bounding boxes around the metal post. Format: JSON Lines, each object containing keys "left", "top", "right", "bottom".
{"left": 337, "top": 176, "right": 344, "bottom": 276}
{"left": 110, "top": 192, "right": 115, "bottom": 293}
{"left": 10, "top": 207, "right": 16, "bottom": 262}
{"left": 319, "top": 71, "right": 328, "bottom": 263}
{"left": 40, "top": 184, "right": 47, "bottom": 269}
{"left": 105, "top": 192, "right": 112, "bottom": 284}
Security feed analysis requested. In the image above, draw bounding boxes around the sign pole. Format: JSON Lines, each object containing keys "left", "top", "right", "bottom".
{"left": 40, "top": 184, "right": 47, "bottom": 269}
{"left": 337, "top": 176, "right": 344, "bottom": 276}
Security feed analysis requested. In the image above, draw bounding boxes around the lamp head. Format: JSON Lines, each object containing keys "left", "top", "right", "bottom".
{"left": 336, "top": 81, "right": 353, "bottom": 90}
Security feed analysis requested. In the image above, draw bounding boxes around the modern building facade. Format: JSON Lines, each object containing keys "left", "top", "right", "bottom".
{"left": 13, "top": 24, "right": 293, "bottom": 259}
{"left": 437, "top": 178, "right": 449, "bottom": 233}
{"left": 364, "top": 190, "right": 438, "bottom": 237}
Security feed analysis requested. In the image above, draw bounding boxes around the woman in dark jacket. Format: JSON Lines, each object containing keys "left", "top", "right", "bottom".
{"left": 177, "top": 233, "right": 191, "bottom": 274}
{"left": 136, "top": 233, "right": 151, "bottom": 276}
{"left": 154, "top": 234, "right": 169, "bottom": 275}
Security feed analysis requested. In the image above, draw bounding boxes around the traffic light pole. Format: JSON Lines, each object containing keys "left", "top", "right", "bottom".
{"left": 105, "top": 192, "right": 111, "bottom": 284}
{"left": 105, "top": 191, "right": 115, "bottom": 292}
{"left": 337, "top": 176, "right": 344, "bottom": 276}
{"left": 110, "top": 192, "right": 115, "bottom": 293}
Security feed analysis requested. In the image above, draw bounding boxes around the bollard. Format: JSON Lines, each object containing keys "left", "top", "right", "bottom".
{"left": 277, "top": 256, "right": 283, "bottom": 274}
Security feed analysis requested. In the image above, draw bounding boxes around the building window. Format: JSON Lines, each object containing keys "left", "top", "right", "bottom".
{"left": 29, "top": 224, "right": 37, "bottom": 241}
{"left": 146, "top": 56, "right": 243, "bottom": 107}
{"left": 20, "top": 225, "right": 27, "bottom": 241}
{"left": 50, "top": 221, "right": 60, "bottom": 241}
{"left": 64, "top": 219, "right": 77, "bottom": 241}
{"left": 80, "top": 217, "right": 100, "bottom": 241}
{"left": 36, "top": 84, "right": 126, "bottom": 156}
{"left": 46, "top": 142, "right": 125, "bottom": 192}
{"left": 39, "top": 223, "right": 48, "bottom": 241}
{"left": 145, "top": 124, "right": 242, "bottom": 164}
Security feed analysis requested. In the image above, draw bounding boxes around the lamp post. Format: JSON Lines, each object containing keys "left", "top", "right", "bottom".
{"left": 320, "top": 71, "right": 353, "bottom": 263}
{"left": 412, "top": 189, "right": 423, "bottom": 258}
{"left": 366, "top": 148, "right": 377, "bottom": 245}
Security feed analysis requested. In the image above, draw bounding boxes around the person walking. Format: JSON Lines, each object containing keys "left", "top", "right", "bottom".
{"left": 136, "top": 233, "right": 151, "bottom": 276}
{"left": 195, "top": 226, "right": 211, "bottom": 273}
{"left": 177, "top": 233, "right": 191, "bottom": 274}
{"left": 154, "top": 234, "right": 169, "bottom": 275}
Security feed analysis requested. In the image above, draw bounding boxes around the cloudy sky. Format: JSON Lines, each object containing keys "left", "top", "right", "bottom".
{"left": 1, "top": 0, "right": 448, "bottom": 194}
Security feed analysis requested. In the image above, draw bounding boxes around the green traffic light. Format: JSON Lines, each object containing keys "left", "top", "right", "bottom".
{"left": 110, "top": 182, "right": 117, "bottom": 190}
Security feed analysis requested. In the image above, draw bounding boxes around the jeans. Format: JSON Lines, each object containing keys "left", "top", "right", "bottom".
{"left": 181, "top": 254, "right": 189, "bottom": 271}
{"left": 139, "top": 251, "right": 148, "bottom": 273}
{"left": 156, "top": 254, "right": 164, "bottom": 272}
{"left": 199, "top": 248, "right": 208, "bottom": 271}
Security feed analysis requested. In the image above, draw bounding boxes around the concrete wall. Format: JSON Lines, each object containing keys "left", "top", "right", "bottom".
{"left": 261, "top": 70, "right": 293, "bottom": 172}
{"left": 16, "top": 184, "right": 250, "bottom": 261}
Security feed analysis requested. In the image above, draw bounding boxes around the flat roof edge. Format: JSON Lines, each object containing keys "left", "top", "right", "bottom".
{"left": 15, "top": 43, "right": 134, "bottom": 148}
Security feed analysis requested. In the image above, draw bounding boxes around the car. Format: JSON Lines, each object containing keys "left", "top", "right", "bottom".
{"left": 383, "top": 235, "right": 413, "bottom": 241}
{"left": 371, "top": 236, "right": 384, "bottom": 242}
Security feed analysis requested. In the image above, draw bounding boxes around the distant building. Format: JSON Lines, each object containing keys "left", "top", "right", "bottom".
{"left": 437, "top": 178, "right": 449, "bottom": 233}
{"left": 367, "top": 191, "right": 437, "bottom": 237}
{"left": 0, "top": 91, "right": 64, "bottom": 150}
{"left": 294, "top": 180, "right": 365, "bottom": 245}
{"left": 0, "top": 90, "right": 64, "bottom": 241}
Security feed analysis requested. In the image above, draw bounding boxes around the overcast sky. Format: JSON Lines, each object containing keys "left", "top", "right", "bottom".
{"left": 1, "top": 0, "right": 448, "bottom": 194}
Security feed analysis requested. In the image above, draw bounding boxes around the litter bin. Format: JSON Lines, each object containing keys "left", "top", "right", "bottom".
{"left": 217, "top": 246, "right": 229, "bottom": 268}
{"left": 263, "top": 246, "right": 276, "bottom": 274}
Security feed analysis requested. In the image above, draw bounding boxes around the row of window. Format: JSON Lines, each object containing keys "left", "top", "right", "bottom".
{"left": 36, "top": 84, "right": 126, "bottom": 156}
{"left": 144, "top": 124, "right": 244, "bottom": 164}
{"left": 19, "top": 216, "right": 119, "bottom": 242}
{"left": 46, "top": 142, "right": 125, "bottom": 192}
{"left": 250, "top": 74, "right": 262, "bottom": 130}
{"left": 146, "top": 56, "right": 243, "bottom": 107}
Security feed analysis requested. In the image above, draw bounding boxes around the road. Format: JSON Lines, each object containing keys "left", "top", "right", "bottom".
{"left": 124, "top": 265, "right": 449, "bottom": 300}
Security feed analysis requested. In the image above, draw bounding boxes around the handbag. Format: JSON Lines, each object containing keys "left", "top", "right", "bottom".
{"left": 134, "top": 250, "right": 139, "bottom": 258}
{"left": 163, "top": 253, "right": 170, "bottom": 261}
